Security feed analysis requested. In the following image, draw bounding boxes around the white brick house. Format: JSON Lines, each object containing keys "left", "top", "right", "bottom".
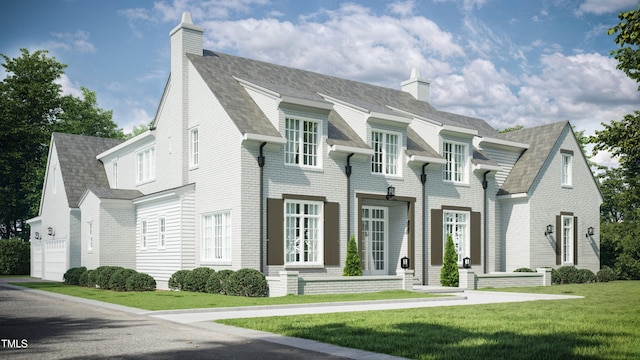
{"left": 28, "top": 13, "right": 602, "bottom": 287}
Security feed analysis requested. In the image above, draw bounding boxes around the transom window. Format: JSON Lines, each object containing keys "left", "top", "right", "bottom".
{"left": 371, "top": 131, "right": 400, "bottom": 175}
{"left": 136, "top": 146, "right": 155, "bottom": 183}
{"left": 190, "top": 127, "right": 199, "bottom": 167}
{"left": 443, "top": 142, "right": 468, "bottom": 183}
{"left": 562, "top": 153, "right": 572, "bottom": 186}
{"left": 285, "top": 117, "right": 320, "bottom": 168}
{"left": 562, "top": 215, "right": 574, "bottom": 264}
{"left": 202, "top": 211, "right": 231, "bottom": 262}
{"left": 443, "top": 211, "right": 469, "bottom": 264}
{"left": 285, "top": 200, "right": 323, "bottom": 265}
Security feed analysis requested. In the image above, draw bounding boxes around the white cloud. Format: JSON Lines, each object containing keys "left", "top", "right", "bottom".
{"left": 119, "top": 107, "right": 154, "bottom": 135}
{"left": 47, "top": 31, "right": 97, "bottom": 53}
{"left": 577, "top": 0, "right": 638, "bottom": 15}
{"left": 55, "top": 74, "right": 83, "bottom": 97}
{"left": 387, "top": 0, "right": 415, "bottom": 16}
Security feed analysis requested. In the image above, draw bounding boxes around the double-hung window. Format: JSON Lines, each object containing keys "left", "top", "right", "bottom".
{"left": 202, "top": 211, "right": 231, "bottom": 262}
{"left": 190, "top": 127, "right": 199, "bottom": 168}
{"left": 112, "top": 161, "right": 118, "bottom": 188}
{"left": 285, "top": 200, "right": 323, "bottom": 265}
{"left": 562, "top": 215, "right": 574, "bottom": 264}
{"left": 443, "top": 210, "right": 469, "bottom": 264}
{"left": 87, "top": 221, "right": 93, "bottom": 252}
{"left": 158, "top": 217, "right": 166, "bottom": 248}
{"left": 285, "top": 117, "right": 320, "bottom": 168}
{"left": 443, "top": 141, "right": 467, "bottom": 183}
{"left": 561, "top": 152, "right": 572, "bottom": 186}
{"left": 136, "top": 146, "right": 155, "bottom": 183}
{"left": 371, "top": 131, "right": 400, "bottom": 176}
{"left": 140, "top": 220, "right": 148, "bottom": 249}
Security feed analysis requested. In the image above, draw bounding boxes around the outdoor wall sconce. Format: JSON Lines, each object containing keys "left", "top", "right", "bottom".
{"left": 545, "top": 224, "right": 553, "bottom": 236}
{"left": 463, "top": 257, "right": 471, "bottom": 269}
{"left": 34, "top": 232, "right": 40, "bottom": 240}
{"left": 386, "top": 186, "right": 396, "bottom": 200}
{"left": 47, "top": 227, "right": 54, "bottom": 236}
{"left": 401, "top": 256, "right": 410, "bottom": 269}
{"left": 586, "top": 226, "right": 595, "bottom": 238}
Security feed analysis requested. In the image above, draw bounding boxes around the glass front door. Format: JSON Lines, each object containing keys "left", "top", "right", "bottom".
{"left": 362, "top": 206, "right": 388, "bottom": 275}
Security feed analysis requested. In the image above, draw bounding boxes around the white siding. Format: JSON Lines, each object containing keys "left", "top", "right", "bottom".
{"left": 481, "top": 145, "right": 522, "bottom": 189}
{"left": 502, "top": 197, "right": 531, "bottom": 271}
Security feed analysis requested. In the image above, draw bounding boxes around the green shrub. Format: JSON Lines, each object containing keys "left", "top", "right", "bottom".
{"left": 440, "top": 234, "right": 459, "bottom": 287}
{"left": 206, "top": 269, "right": 235, "bottom": 295}
{"left": 0, "top": 238, "right": 30, "bottom": 275}
{"left": 557, "top": 266, "right": 580, "bottom": 284}
{"left": 513, "top": 267, "right": 535, "bottom": 273}
{"left": 168, "top": 269, "right": 192, "bottom": 290}
{"left": 183, "top": 267, "right": 215, "bottom": 293}
{"left": 343, "top": 235, "right": 362, "bottom": 276}
{"left": 63, "top": 266, "right": 87, "bottom": 285}
{"left": 575, "top": 269, "right": 598, "bottom": 284}
{"left": 614, "top": 253, "right": 640, "bottom": 280}
{"left": 79, "top": 269, "right": 95, "bottom": 287}
{"left": 597, "top": 266, "right": 617, "bottom": 282}
{"left": 108, "top": 268, "right": 139, "bottom": 292}
{"left": 226, "top": 268, "right": 268, "bottom": 297}
{"left": 94, "top": 266, "right": 124, "bottom": 290}
{"left": 551, "top": 268, "right": 561, "bottom": 285}
{"left": 125, "top": 272, "right": 156, "bottom": 291}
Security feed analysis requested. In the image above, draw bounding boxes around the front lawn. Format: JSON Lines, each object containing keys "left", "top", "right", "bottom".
{"left": 12, "top": 282, "right": 438, "bottom": 311}
{"left": 220, "top": 281, "right": 640, "bottom": 359}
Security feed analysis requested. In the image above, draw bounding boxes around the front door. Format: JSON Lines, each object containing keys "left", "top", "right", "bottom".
{"left": 362, "top": 206, "right": 388, "bottom": 275}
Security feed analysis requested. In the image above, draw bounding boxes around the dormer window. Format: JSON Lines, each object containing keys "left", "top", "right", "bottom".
{"left": 371, "top": 130, "right": 400, "bottom": 176}
{"left": 285, "top": 117, "right": 321, "bottom": 168}
{"left": 443, "top": 141, "right": 468, "bottom": 183}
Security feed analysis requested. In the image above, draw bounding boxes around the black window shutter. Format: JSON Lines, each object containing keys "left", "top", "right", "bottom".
{"left": 556, "top": 215, "right": 561, "bottom": 265}
{"left": 431, "top": 209, "right": 443, "bottom": 265}
{"left": 267, "top": 198, "right": 284, "bottom": 265}
{"left": 470, "top": 212, "right": 481, "bottom": 265}
{"left": 573, "top": 217, "right": 578, "bottom": 265}
{"left": 324, "top": 202, "right": 340, "bottom": 266}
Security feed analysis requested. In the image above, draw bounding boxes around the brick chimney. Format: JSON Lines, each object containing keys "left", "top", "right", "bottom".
{"left": 401, "top": 68, "right": 430, "bottom": 103}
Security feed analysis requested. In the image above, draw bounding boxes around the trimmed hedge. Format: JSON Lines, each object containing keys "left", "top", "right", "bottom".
{"left": 63, "top": 266, "right": 87, "bottom": 285}
{"left": 206, "top": 270, "right": 235, "bottom": 295}
{"left": 0, "top": 238, "right": 30, "bottom": 275}
{"left": 513, "top": 267, "right": 535, "bottom": 273}
{"left": 94, "top": 266, "right": 124, "bottom": 290}
{"left": 597, "top": 266, "right": 617, "bottom": 282}
{"left": 554, "top": 266, "right": 598, "bottom": 284}
{"left": 226, "top": 268, "right": 268, "bottom": 297}
{"left": 79, "top": 269, "right": 96, "bottom": 287}
{"left": 168, "top": 270, "right": 192, "bottom": 290}
{"left": 125, "top": 272, "right": 156, "bottom": 291}
{"left": 183, "top": 267, "right": 215, "bottom": 293}
{"left": 108, "top": 268, "right": 139, "bottom": 292}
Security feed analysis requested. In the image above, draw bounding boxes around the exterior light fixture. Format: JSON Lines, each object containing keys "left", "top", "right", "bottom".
{"left": 400, "top": 256, "right": 410, "bottom": 269}
{"left": 586, "top": 226, "right": 595, "bottom": 238}
{"left": 47, "top": 227, "right": 55, "bottom": 236}
{"left": 35, "top": 232, "right": 40, "bottom": 240}
{"left": 463, "top": 257, "right": 471, "bottom": 269}
{"left": 545, "top": 224, "right": 553, "bottom": 236}
{"left": 386, "top": 186, "right": 396, "bottom": 200}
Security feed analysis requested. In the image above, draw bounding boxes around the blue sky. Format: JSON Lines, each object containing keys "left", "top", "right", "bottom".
{"left": 1, "top": 0, "right": 639, "bottom": 167}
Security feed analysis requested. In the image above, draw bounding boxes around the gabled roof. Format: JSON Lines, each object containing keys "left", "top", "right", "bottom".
{"left": 187, "top": 50, "right": 499, "bottom": 144}
{"left": 495, "top": 121, "right": 569, "bottom": 195}
{"left": 52, "top": 133, "right": 124, "bottom": 208}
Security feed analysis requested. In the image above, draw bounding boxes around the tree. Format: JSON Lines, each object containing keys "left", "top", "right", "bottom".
{"left": 440, "top": 234, "right": 459, "bottom": 287}
{"left": 608, "top": 5, "right": 640, "bottom": 89}
{"left": 343, "top": 235, "right": 362, "bottom": 276}
{"left": 0, "top": 49, "right": 123, "bottom": 239}
{"left": 497, "top": 125, "right": 524, "bottom": 133}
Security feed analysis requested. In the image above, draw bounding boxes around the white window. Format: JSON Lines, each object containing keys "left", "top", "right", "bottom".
{"left": 140, "top": 220, "right": 148, "bottom": 249}
{"left": 112, "top": 161, "right": 118, "bottom": 188}
{"left": 285, "top": 117, "right": 320, "bottom": 168}
{"left": 136, "top": 146, "right": 155, "bottom": 183}
{"left": 202, "top": 211, "right": 231, "bottom": 261}
{"left": 562, "top": 153, "right": 572, "bottom": 186}
{"left": 158, "top": 217, "right": 166, "bottom": 248}
{"left": 562, "top": 215, "right": 574, "bottom": 264}
{"left": 87, "top": 221, "right": 93, "bottom": 252}
{"left": 443, "top": 211, "right": 469, "bottom": 264}
{"left": 52, "top": 165, "right": 58, "bottom": 194}
{"left": 371, "top": 131, "right": 400, "bottom": 175}
{"left": 285, "top": 200, "right": 323, "bottom": 265}
{"left": 190, "top": 127, "right": 199, "bottom": 167}
{"left": 443, "top": 142, "right": 468, "bottom": 183}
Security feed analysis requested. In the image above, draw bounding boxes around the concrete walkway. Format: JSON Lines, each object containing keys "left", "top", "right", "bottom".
{"left": 2, "top": 278, "right": 583, "bottom": 360}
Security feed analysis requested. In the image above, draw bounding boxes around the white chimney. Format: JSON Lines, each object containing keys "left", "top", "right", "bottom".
{"left": 401, "top": 68, "right": 430, "bottom": 103}
{"left": 170, "top": 12, "right": 204, "bottom": 79}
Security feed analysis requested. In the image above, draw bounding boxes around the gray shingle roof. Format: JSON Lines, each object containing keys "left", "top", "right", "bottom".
{"left": 85, "top": 187, "right": 143, "bottom": 200}
{"left": 406, "top": 127, "right": 442, "bottom": 159}
{"left": 495, "top": 121, "right": 569, "bottom": 195}
{"left": 52, "top": 133, "right": 124, "bottom": 208}
{"left": 187, "top": 51, "right": 499, "bottom": 145}
{"left": 472, "top": 147, "right": 501, "bottom": 168}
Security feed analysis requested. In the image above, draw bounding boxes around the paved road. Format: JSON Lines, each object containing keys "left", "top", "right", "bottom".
{"left": 0, "top": 283, "right": 357, "bottom": 360}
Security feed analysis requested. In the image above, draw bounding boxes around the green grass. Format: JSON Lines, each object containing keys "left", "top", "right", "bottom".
{"left": 219, "top": 281, "right": 640, "bottom": 360}
{"left": 11, "top": 282, "right": 438, "bottom": 311}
